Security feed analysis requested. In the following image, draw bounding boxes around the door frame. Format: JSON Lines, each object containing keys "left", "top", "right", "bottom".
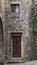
{"left": 8, "top": 31, "right": 24, "bottom": 62}
{"left": 11, "top": 33, "right": 21, "bottom": 58}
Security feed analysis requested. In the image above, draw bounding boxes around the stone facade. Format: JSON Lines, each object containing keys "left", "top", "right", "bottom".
{"left": 0, "top": 0, "right": 36, "bottom": 64}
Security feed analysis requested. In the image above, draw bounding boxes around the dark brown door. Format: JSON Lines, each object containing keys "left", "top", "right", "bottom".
{"left": 12, "top": 36, "right": 21, "bottom": 57}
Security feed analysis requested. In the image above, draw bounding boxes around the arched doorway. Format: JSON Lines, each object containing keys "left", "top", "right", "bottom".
{"left": 0, "top": 17, "right": 3, "bottom": 42}
{"left": 0, "top": 17, "right": 4, "bottom": 62}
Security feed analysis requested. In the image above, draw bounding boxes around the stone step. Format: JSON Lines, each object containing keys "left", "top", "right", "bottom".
{"left": 4, "top": 61, "right": 37, "bottom": 65}
{"left": 5, "top": 63, "right": 25, "bottom": 65}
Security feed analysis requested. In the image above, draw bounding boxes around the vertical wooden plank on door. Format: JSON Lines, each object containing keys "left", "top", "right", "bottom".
{"left": 12, "top": 35, "right": 21, "bottom": 57}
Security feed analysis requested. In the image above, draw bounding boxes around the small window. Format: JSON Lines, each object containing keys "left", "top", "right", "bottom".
{"left": 11, "top": 4, "right": 20, "bottom": 13}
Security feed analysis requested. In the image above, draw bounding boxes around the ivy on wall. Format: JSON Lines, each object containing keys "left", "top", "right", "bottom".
{"left": 29, "top": 1, "right": 37, "bottom": 60}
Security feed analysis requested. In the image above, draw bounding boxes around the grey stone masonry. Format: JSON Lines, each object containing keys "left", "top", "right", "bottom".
{"left": 4, "top": 0, "right": 32, "bottom": 62}
{"left": 0, "top": 0, "right": 33, "bottom": 63}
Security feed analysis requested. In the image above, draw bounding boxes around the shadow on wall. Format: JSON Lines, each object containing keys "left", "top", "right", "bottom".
{"left": 0, "top": 17, "right": 4, "bottom": 42}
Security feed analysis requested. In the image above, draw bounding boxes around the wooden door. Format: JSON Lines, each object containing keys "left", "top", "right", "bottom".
{"left": 12, "top": 36, "right": 21, "bottom": 57}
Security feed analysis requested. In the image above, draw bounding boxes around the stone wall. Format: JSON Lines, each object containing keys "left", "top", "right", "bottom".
{"left": 0, "top": 0, "right": 5, "bottom": 63}
{"left": 4, "top": 0, "right": 32, "bottom": 62}
{"left": 0, "top": 0, "right": 32, "bottom": 63}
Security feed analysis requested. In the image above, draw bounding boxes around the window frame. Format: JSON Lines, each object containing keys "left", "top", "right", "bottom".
{"left": 11, "top": 4, "right": 20, "bottom": 13}
{"left": 10, "top": 2, "right": 21, "bottom": 15}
